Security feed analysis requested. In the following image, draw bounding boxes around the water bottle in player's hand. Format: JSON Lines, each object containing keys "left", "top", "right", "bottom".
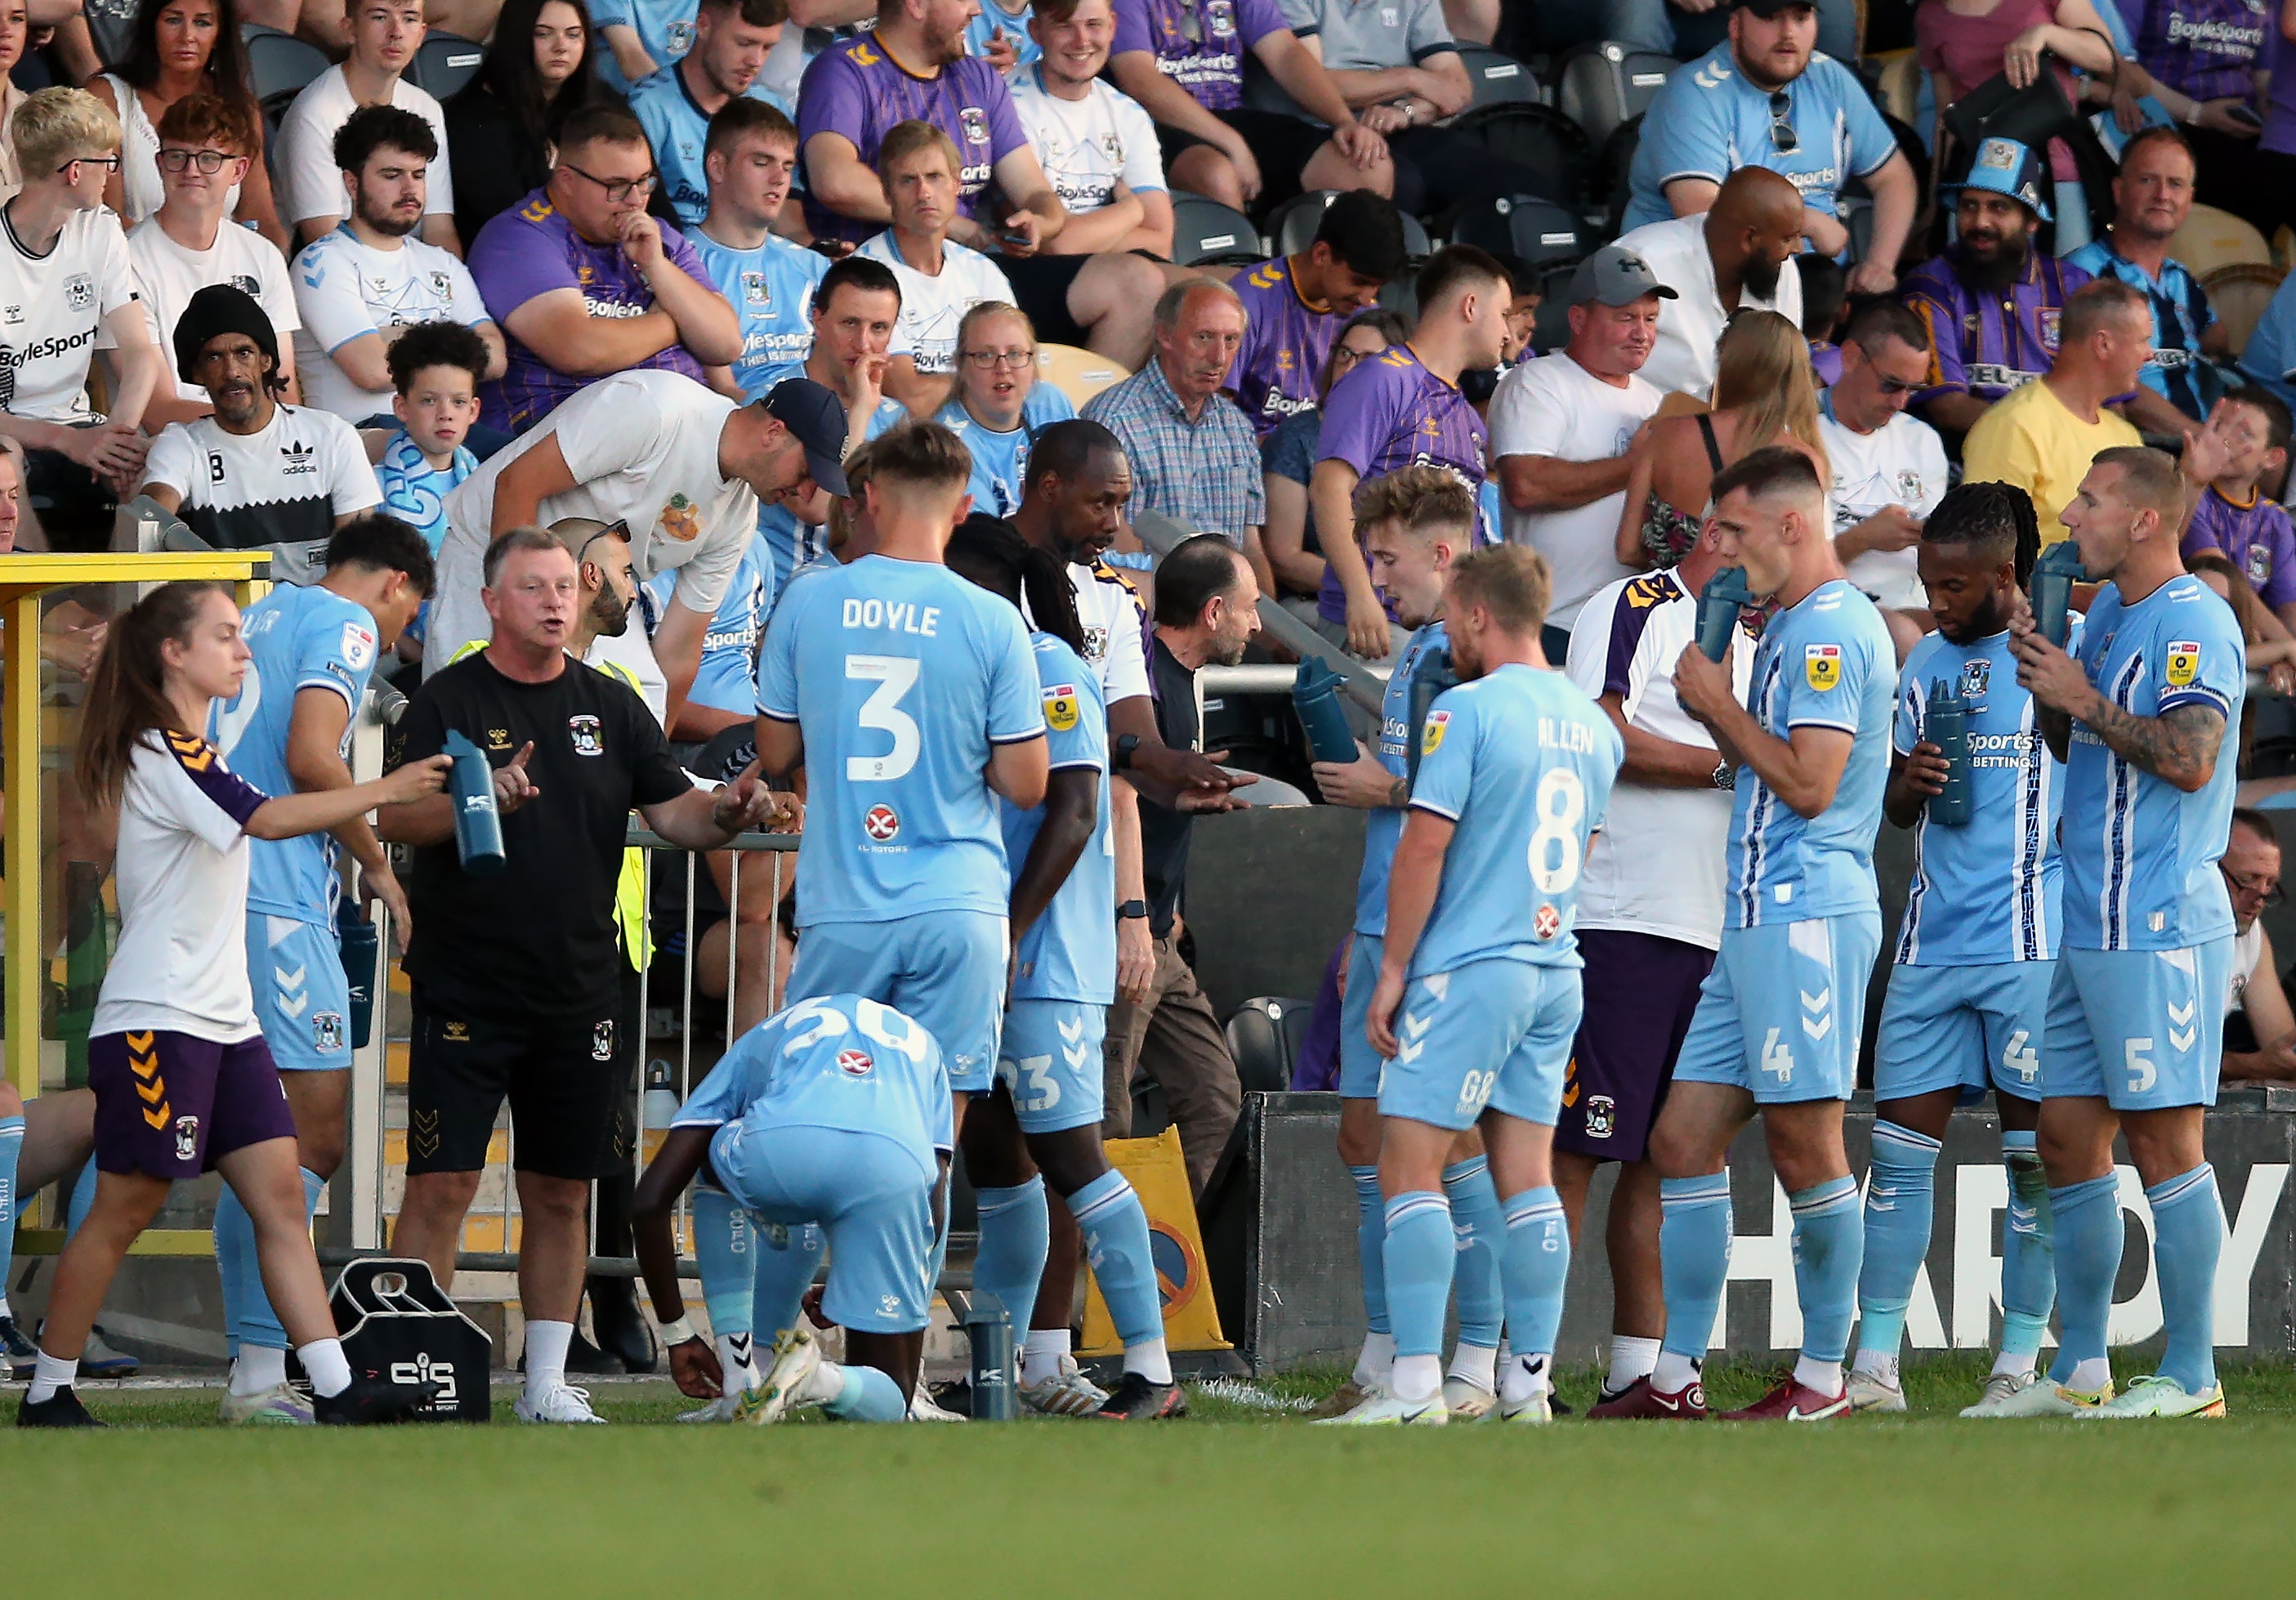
{"left": 1292, "top": 656, "right": 1357, "bottom": 764}
{"left": 2031, "top": 540, "right": 2084, "bottom": 648}
{"left": 444, "top": 728, "right": 506, "bottom": 877}
{"left": 1924, "top": 678, "right": 1972, "bottom": 828}
{"left": 1697, "top": 566, "right": 1754, "bottom": 662}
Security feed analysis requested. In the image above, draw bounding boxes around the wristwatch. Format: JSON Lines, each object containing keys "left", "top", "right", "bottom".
{"left": 1113, "top": 733, "right": 1142, "bottom": 772}
{"left": 1117, "top": 899, "right": 1150, "bottom": 920}
{"left": 1711, "top": 760, "right": 1735, "bottom": 790}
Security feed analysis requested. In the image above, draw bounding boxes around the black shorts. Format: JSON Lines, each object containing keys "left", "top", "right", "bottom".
{"left": 22, "top": 445, "right": 119, "bottom": 552}
{"left": 405, "top": 982, "right": 637, "bottom": 1180}
{"left": 994, "top": 253, "right": 1092, "bottom": 348}
{"left": 1153, "top": 108, "right": 1333, "bottom": 210}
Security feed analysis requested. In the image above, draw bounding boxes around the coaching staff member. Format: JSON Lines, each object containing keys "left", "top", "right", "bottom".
{"left": 378, "top": 528, "right": 778, "bottom": 1427}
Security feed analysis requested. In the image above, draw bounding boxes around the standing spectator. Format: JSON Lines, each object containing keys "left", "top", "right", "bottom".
{"left": 1491, "top": 244, "right": 1672, "bottom": 658}
{"left": 2181, "top": 387, "right": 2296, "bottom": 633}
{"left": 689, "top": 99, "right": 834, "bottom": 403}
{"left": 1617, "top": 166, "right": 1807, "bottom": 401}
{"left": 2127, "top": 0, "right": 2272, "bottom": 219}
{"left": 1819, "top": 300, "right": 1952, "bottom": 656}
{"left": 935, "top": 302, "right": 1074, "bottom": 519}
{"left": 291, "top": 107, "right": 507, "bottom": 429}
{"left": 629, "top": 0, "right": 789, "bottom": 229}
{"left": 114, "top": 94, "right": 300, "bottom": 431}
{"left": 463, "top": 104, "right": 744, "bottom": 433}
{"left": 1226, "top": 188, "right": 1406, "bottom": 440}
{"left": 1624, "top": 0, "right": 1917, "bottom": 294}
{"left": 2066, "top": 127, "right": 2230, "bottom": 435}
{"left": 860, "top": 120, "right": 1020, "bottom": 412}
{"left": 1262, "top": 306, "right": 1407, "bottom": 625}
{"left": 1106, "top": 0, "right": 1391, "bottom": 212}
{"left": 1901, "top": 137, "right": 2093, "bottom": 441}
{"left": 89, "top": 0, "right": 289, "bottom": 252}
{"left": 1311, "top": 245, "right": 1508, "bottom": 658}
{"left": 1962, "top": 276, "right": 2150, "bottom": 532}
{"left": 1010, "top": 0, "right": 1173, "bottom": 259}
{"left": 0, "top": 89, "right": 163, "bottom": 554}
{"left": 277, "top": 0, "right": 462, "bottom": 254}
{"left": 138, "top": 288, "right": 384, "bottom": 578}
{"left": 444, "top": 0, "right": 610, "bottom": 248}
{"left": 1083, "top": 280, "right": 1272, "bottom": 592}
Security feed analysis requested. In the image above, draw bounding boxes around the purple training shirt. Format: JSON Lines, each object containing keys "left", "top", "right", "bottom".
{"left": 1229, "top": 255, "right": 1342, "bottom": 439}
{"left": 2138, "top": 0, "right": 2269, "bottom": 105}
{"left": 1901, "top": 249, "right": 2092, "bottom": 408}
{"left": 2184, "top": 485, "right": 2296, "bottom": 610}
{"left": 796, "top": 34, "right": 1029, "bottom": 245}
{"left": 1111, "top": 0, "right": 1289, "bottom": 114}
{"left": 1316, "top": 342, "right": 1490, "bottom": 492}
{"left": 467, "top": 188, "right": 712, "bottom": 433}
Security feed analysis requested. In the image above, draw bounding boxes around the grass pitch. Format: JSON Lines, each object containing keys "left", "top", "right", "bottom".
{"left": 7, "top": 1355, "right": 2295, "bottom": 1595}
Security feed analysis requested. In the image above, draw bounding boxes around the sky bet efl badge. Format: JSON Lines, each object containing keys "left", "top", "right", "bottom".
{"left": 2167, "top": 640, "right": 2201, "bottom": 687}
{"left": 1422, "top": 708, "right": 1450, "bottom": 753}
{"left": 1806, "top": 643, "right": 1842, "bottom": 691}
{"left": 1044, "top": 685, "right": 1080, "bottom": 732}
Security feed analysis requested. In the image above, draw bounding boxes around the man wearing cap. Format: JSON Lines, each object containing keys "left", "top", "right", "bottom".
{"left": 1901, "top": 136, "right": 2092, "bottom": 443}
{"left": 1624, "top": 0, "right": 1917, "bottom": 296}
{"left": 1490, "top": 243, "right": 1672, "bottom": 659}
{"left": 136, "top": 284, "right": 384, "bottom": 583}
{"left": 424, "top": 369, "right": 849, "bottom": 730}
{"left": 1616, "top": 165, "right": 1807, "bottom": 402}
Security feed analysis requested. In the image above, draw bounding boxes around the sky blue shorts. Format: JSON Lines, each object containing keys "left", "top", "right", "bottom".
{"left": 1375, "top": 958, "right": 1581, "bottom": 1133}
{"left": 1338, "top": 932, "right": 1384, "bottom": 1100}
{"left": 791, "top": 909, "right": 1007, "bottom": 1092}
{"left": 2043, "top": 941, "right": 2231, "bottom": 1111}
{"left": 248, "top": 913, "right": 351, "bottom": 1073}
{"left": 997, "top": 998, "right": 1106, "bottom": 1134}
{"left": 1674, "top": 910, "right": 1882, "bottom": 1104}
{"left": 1874, "top": 959, "right": 2053, "bottom": 1105}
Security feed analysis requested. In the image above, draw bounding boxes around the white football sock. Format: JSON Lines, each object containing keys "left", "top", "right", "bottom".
{"left": 1605, "top": 1334, "right": 1660, "bottom": 1393}
{"left": 1650, "top": 1351, "right": 1701, "bottom": 1394}
{"left": 297, "top": 1338, "right": 352, "bottom": 1399}
{"left": 1123, "top": 1335, "right": 1173, "bottom": 1386}
{"left": 524, "top": 1319, "right": 574, "bottom": 1401}
{"left": 1352, "top": 1331, "right": 1395, "bottom": 1390}
{"left": 1499, "top": 1352, "right": 1550, "bottom": 1406}
{"left": 1446, "top": 1340, "right": 1498, "bottom": 1392}
{"left": 1850, "top": 1347, "right": 1898, "bottom": 1383}
{"left": 230, "top": 1344, "right": 289, "bottom": 1396}
{"left": 1792, "top": 1355, "right": 1843, "bottom": 1397}
{"left": 719, "top": 1332, "right": 760, "bottom": 1392}
{"left": 27, "top": 1351, "right": 77, "bottom": 1404}
{"left": 2066, "top": 1356, "right": 2113, "bottom": 1392}
{"left": 1021, "top": 1328, "right": 1070, "bottom": 1388}
{"left": 1991, "top": 1349, "right": 2037, "bottom": 1379}
{"left": 1389, "top": 1353, "right": 1441, "bottom": 1405}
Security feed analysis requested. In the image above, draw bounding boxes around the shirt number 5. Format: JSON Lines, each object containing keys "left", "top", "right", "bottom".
{"left": 845, "top": 654, "right": 920, "bottom": 781}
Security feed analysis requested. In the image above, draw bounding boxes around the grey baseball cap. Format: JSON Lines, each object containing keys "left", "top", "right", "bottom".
{"left": 762, "top": 376, "right": 851, "bottom": 498}
{"left": 1567, "top": 244, "right": 1680, "bottom": 308}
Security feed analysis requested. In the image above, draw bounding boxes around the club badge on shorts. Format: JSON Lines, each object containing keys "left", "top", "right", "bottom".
{"left": 173, "top": 1114, "right": 199, "bottom": 1162}
{"left": 2165, "top": 640, "right": 2200, "bottom": 687}
{"left": 1805, "top": 643, "right": 1842, "bottom": 691}
{"left": 315, "top": 1012, "right": 344, "bottom": 1053}
{"left": 592, "top": 1020, "right": 614, "bottom": 1061}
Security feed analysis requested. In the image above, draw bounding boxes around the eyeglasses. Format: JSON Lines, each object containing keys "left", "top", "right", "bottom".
{"left": 158, "top": 148, "right": 235, "bottom": 174}
{"left": 1767, "top": 90, "right": 1799, "bottom": 155}
{"left": 962, "top": 349, "right": 1034, "bottom": 369}
{"left": 562, "top": 162, "right": 659, "bottom": 203}
{"left": 2223, "top": 866, "right": 2285, "bottom": 906}
{"left": 59, "top": 153, "right": 123, "bottom": 174}
{"left": 1876, "top": 372, "right": 1923, "bottom": 396}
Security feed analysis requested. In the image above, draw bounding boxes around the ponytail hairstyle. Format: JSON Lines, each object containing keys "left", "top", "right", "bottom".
{"left": 946, "top": 512, "right": 1087, "bottom": 657}
{"left": 75, "top": 580, "right": 233, "bottom": 812}
{"left": 1924, "top": 480, "right": 2043, "bottom": 588}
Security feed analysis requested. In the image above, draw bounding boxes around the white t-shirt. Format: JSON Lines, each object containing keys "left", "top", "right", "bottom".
{"left": 109, "top": 217, "right": 299, "bottom": 404}
{"left": 857, "top": 231, "right": 1016, "bottom": 377}
{"left": 1024, "top": 556, "right": 1151, "bottom": 704}
{"left": 290, "top": 226, "right": 491, "bottom": 422}
{"left": 1489, "top": 351, "right": 1663, "bottom": 629}
{"left": 2228, "top": 917, "right": 2266, "bottom": 1017}
{"left": 1819, "top": 406, "right": 1950, "bottom": 612}
{"left": 0, "top": 203, "right": 137, "bottom": 423}
{"left": 430, "top": 370, "right": 757, "bottom": 670}
{"left": 1009, "top": 67, "right": 1166, "bottom": 217}
{"left": 275, "top": 65, "right": 455, "bottom": 228}
{"left": 143, "top": 404, "right": 383, "bottom": 573}
{"left": 1565, "top": 568, "right": 1756, "bottom": 950}
{"left": 92, "top": 733, "right": 267, "bottom": 1041}
{"left": 1615, "top": 213, "right": 1803, "bottom": 402}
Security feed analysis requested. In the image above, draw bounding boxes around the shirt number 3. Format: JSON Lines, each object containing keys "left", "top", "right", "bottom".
{"left": 845, "top": 654, "right": 921, "bottom": 781}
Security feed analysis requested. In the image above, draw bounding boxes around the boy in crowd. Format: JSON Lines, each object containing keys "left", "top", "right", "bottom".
{"left": 1227, "top": 189, "right": 1407, "bottom": 438}
{"left": 377, "top": 320, "right": 489, "bottom": 664}
{"left": 2181, "top": 389, "right": 2296, "bottom": 637}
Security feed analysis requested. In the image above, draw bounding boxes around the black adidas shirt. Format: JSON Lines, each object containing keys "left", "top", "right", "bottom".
{"left": 141, "top": 403, "right": 382, "bottom": 556}
{"left": 391, "top": 650, "right": 690, "bottom": 1021}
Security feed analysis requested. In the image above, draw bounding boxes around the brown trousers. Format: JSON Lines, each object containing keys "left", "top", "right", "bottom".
{"left": 1101, "top": 931, "right": 1243, "bottom": 1196}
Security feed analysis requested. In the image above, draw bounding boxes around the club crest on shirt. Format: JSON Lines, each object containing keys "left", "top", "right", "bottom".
{"left": 1044, "top": 684, "right": 1080, "bottom": 731}
{"left": 1422, "top": 708, "right": 1450, "bottom": 753}
{"left": 2165, "top": 640, "right": 2201, "bottom": 686}
{"left": 63, "top": 273, "right": 93, "bottom": 312}
{"left": 430, "top": 270, "right": 453, "bottom": 301}
{"left": 230, "top": 273, "right": 259, "bottom": 297}
{"left": 960, "top": 105, "right": 990, "bottom": 146}
{"left": 1081, "top": 623, "right": 1109, "bottom": 661}
{"left": 2039, "top": 309, "right": 2062, "bottom": 351}
{"left": 742, "top": 270, "right": 770, "bottom": 306}
{"left": 668, "top": 18, "right": 695, "bottom": 51}
{"left": 568, "top": 713, "right": 604, "bottom": 755}
{"left": 1, "top": 302, "right": 20, "bottom": 326}
{"left": 659, "top": 493, "right": 700, "bottom": 542}
{"left": 1805, "top": 643, "right": 1842, "bottom": 691}
{"left": 1958, "top": 658, "right": 1990, "bottom": 700}
{"left": 1208, "top": 0, "right": 1236, "bottom": 35}
{"left": 2248, "top": 544, "right": 2274, "bottom": 586}
{"left": 1897, "top": 469, "right": 1925, "bottom": 503}
{"left": 592, "top": 1020, "right": 614, "bottom": 1061}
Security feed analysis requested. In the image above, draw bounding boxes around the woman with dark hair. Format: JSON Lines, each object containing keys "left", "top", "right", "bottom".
{"left": 88, "top": 0, "right": 287, "bottom": 250}
{"left": 444, "top": 0, "right": 607, "bottom": 246}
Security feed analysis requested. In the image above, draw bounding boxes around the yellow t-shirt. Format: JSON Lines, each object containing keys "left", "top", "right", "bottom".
{"left": 1959, "top": 378, "right": 2143, "bottom": 543}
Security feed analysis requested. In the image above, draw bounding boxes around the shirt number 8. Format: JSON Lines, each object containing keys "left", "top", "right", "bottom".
{"left": 1528, "top": 768, "right": 1584, "bottom": 895}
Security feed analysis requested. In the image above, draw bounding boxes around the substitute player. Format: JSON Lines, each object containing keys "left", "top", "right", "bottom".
{"left": 1640, "top": 447, "right": 1894, "bottom": 1423}
{"left": 1307, "top": 467, "right": 1508, "bottom": 1419}
{"left": 2008, "top": 441, "right": 2245, "bottom": 1419}
{"left": 1846, "top": 482, "right": 2068, "bottom": 1417}
{"left": 1325, "top": 545, "right": 1622, "bottom": 1426}
{"left": 207, "top": 515, "right": 434, "bottom": 1423}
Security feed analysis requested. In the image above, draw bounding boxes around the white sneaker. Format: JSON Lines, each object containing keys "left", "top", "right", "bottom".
{"left": 515, "top": 1383, "right": 605, "bottom": 1424}
{"left": 1020, "top": 1356, "right": 1109, "bottom": 1417}
{"left": 2078, "top": 1373, "right": 2227, "bottom": 1420}
{"left": 1844, "top": 1369, "right": 1907, "bottom": 1414}
{"left": 1494, "top": 1389, "right": 1552, "bottom": 1424}
{"left": 908, "top": 1385, "right": 967, "bottom": 1422}
{"left": 1442, "top": 1376, "right": 1497, "bottom": 1419}
{"left": 218, "top": 1383, "right": 315, "bottom": 1425}
{"left": 677, "top": 1386, "right": 760, "bottom": 1423}
{"left": 1963, "top": 1374, "right": 2111, "bottom": 1419}
{"left": 1959, "top": 1369, "right": 2042, "bottom": 1418}
{"left": 1311, "top": 1388, "right": 1448, "bottom": 1426}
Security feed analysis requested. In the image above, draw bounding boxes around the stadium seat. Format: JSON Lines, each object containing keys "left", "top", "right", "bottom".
{"left": 2202, "top": 262, "right": 2285, "bottom": 360}
{"left": 1168, "top": 190, "right": 1266, "bottom": 266}
{"left": 1455, "top": 45, "right": 1545, "bottom": 111}
{"left": 1035, "top": 342, "right": 1128, "bottom": 407}
{"left": 1870, "top": 49, "right": 1923, "bottom": 127}
{"left": 1595, "top": 115, "right": 1641, "bottom": 236}
{"left": 1529, "top": 261, "right": 1576, "bottom": 356}
{"left": 1266, "top": 190, "right": 1431, "bottom": 260}
{"left": 1450, "top": 103, "right": 1595, "bottom": 210}
{"left": 409, "top": 32, "right": 486, "bottom": 101}
{"left": 1445, "top": 194, "right": 1589, "bottom": 270}
{"left": 2173, "top": 203, "right": 2274, "bottom": 277}
{"left": 243, "top": 24, "right": 329, "bottom": 123}
{"left": 1555, "top": 42, "right": 1678, "bottom": 150}
{"left": 1223, "top": 996, "right": 1315, "bottom": 1095}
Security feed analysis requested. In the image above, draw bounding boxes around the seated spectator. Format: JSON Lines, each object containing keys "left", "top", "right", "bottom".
{"left": 0, "top": 4, "right": 26, "bottom": 197}
{"left": 1262, "top": 306, "right": 1407, "bottom": 624}
{"left": 968, "top": 0, "right": 1038, "bottom": 68}
{"left": 114, "top": 94, "right": 301, "bottom": 431}
{"left": 933, "top": 302, "right": 1075, "bottom": 516}
{"left": 2239, "top": 260, "right": 2296, "bottom": 417}
{"left": 1514, "top": 0, "right": 1859, "bottom": 62}
{"left": 139, "top": 286, "right": 385, "bottom": 578}
{"left": 2066, "top": 127, "right": 2229, "bottom": 435}
{"left": 1495, "top": 252, "right": 1541, "bottom": 369}
{"left": 466, "top": 103, "right": 743, "bottom": 432}
{"left": 1226, "top": 188, "right": 1405, "bottom": 439}
{"left": 278, "top": 0, "right": 462, "bottom": 254}
{"left": 1106, "top": 0, "right": 1390, "bottom": 213}
{"left": 592, "top": 0, "right": 704, "bottom": 92}
{"left": 2256, "top": 20, "right": 2296, "bottom": 248}
{"left": 1817, "top": 300, "right": 1950, "bottom": 659}
{"left": 445, "top": 0, "right": 612, "bottom": 248}
{"left": 1492, "top": 244, "right": 1672, "bottom": 657}
{"left": 1616, "top": 164, "right": 1806, "bottom": 400}
{"left": 1798, "top": 248, "right": 1847, "bottom": 387}
{"left": 1960, "top": 275, "right": 2148, "bottom": 532}
{"left": 2218, "top": 809, "right": 2296, "bottom": 1082}
{"left": 1615, "top": 306, "right": 1828, "bottom": 571}
{"left": 630, "top": 0, "right": 790, "bottom": 229}
{"left": 859, "top": 120, "right": 1021, "bottom": 413}
{"left": 89, "top": 0, "right": 289, "bottom": 252}
{"left": 377, "top": 319, "right": 488, "bottom": 558}
{"left": 1010, "top": 0, "right": 1173, "bottom": 258}
{"left": 0, "top": 88, "right": 162, "bottom": 552}
{"left": 1901, "top": 136, "right": 2091, "bottom": 441}
{"left": 2187, "top": 547, "right": 2296, "bottom": 693}
{"left": 690, "top": 100, "right": 843, "bottom": 402}
{"left": 2181, "top": 386, "right": 2296, "bottom": 634}
{"left": 1624, "top": 0, "right": 1915, "bottom": 293}
{"left": 2124, "top": 0, "right": 2272, "bottom": 220}
{"left": 293, "top": 106, "right": 508, "bottom": 430}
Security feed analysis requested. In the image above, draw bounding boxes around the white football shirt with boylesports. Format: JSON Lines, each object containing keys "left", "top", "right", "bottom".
{"left": 857, "top": 231, "right": 1016, "bottom": 377}
{"left": 1009, "top": 66, "right": 1167, "bottom": 217}
{"left": 0, "top": 204, "right": 138, "bottom": 422}
{"left": 1023, "top": 557, "right": 1152, "bottom": 706}
{"left": 109, "top": 217, "right": 299, "bottom": 403}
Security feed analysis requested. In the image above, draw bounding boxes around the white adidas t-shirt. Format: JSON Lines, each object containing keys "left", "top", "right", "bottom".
{"left": 142, "top": 403, "right": 382, "bottom": 565}
{"left": 857, "top": 231, "right": 1016, "bottom": 377}
{"left": 290, "top": 226, "right": 491, "bottom": 422}
{"left": 0, "top": 203, "right": 137, "bottom": 422}
{"left": 1820, "top": 406, "right": 1950, "bottom": 612}
{"left": 1009, "top": 67, "right": 1166, "bottom": 217}
{"left": 112, "top": 217, "right": 299, "bottom": 403}
{"left": 1490, "top": 350, "right": 1662, "bottom": 629}
{"left": 275, "top": 65, "right": 456, "bottom": 228}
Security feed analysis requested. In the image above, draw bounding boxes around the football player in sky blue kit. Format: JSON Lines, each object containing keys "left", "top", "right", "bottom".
{"left": 1304, "top": 467, "right": 1509, "bottom": 1419}
{"left": 632, "top": 993, "right": 950, "bottom": 1422}
{"left": 935, "top": 302, "right": 1077, "bottom": 521}
{"left": 1847, "top": 481, "right": 2071, "bottom": 1418}
{"left": 1638, "top": 447, "right": 1894, "bottom": 1423}
{"left": 207, "top": 515, "right": 434, "bottom": 1423}
{"left": 1322, "top": 545, "right": 1622, "bottom": 1426}
{"left": 687, "top": 100, "right": 831, "bottom": 404}
{"left": 2008, "top": 440, "right": 2246, "bottom": 1419}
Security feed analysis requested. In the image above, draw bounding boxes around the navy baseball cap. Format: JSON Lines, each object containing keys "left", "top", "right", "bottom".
{"left": 1949, "top": 135, "right": 2052, "bottom": 222}
{"left": 762, "top": 377, "right": 851, "bottom": 498}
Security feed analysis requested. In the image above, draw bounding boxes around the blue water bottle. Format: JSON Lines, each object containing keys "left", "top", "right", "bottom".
{"left": 1405, "top": 645, "right": 1458, "bottom": 793}
{"left": 1924, "top": 679, "right": 1972, "bottom": 827}
{"left": 1698, "top": 566, "right": 1755, "bottom": 662}
{"left": 1292, "top": 657, "right": 1358, "bottom": 763}
{"left": 338, "top": 898, "right": 378, "bottom": 1048}
{"left": 962, "top": 1295, "right": 1016, "bottom": 1421}
{"left": 2031, "top": 540, "right": 2084, "bottom": 648}
{"left": 444, "top": 728, "right": 506, "bottom": 877}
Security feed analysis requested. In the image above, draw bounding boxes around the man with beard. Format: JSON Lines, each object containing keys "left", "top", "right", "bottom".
{"left": 1615, "top": 167, "right": 1807, "bottom": 404}
{"left": 138, "top": 286, "right": 385, "bottom": 584}
{"left": 1901, "top": 136, "right": 2092, "bottom": 444}
{"left": 293, "top": 106, "right": 507, "bottom": 430}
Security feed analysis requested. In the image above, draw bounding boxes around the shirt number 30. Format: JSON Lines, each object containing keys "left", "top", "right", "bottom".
{"left": 846, "top": 654, "right": 921, "bottom": 781}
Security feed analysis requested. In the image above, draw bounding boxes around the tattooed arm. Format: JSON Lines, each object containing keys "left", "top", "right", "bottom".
{"left": 2075, "top": 700, "right": 2227, "bottom": 794}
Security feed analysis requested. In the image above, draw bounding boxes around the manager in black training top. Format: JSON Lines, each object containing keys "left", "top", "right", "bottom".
{"left": 377, "top": 526, "right": 777, "bottom": 1427}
